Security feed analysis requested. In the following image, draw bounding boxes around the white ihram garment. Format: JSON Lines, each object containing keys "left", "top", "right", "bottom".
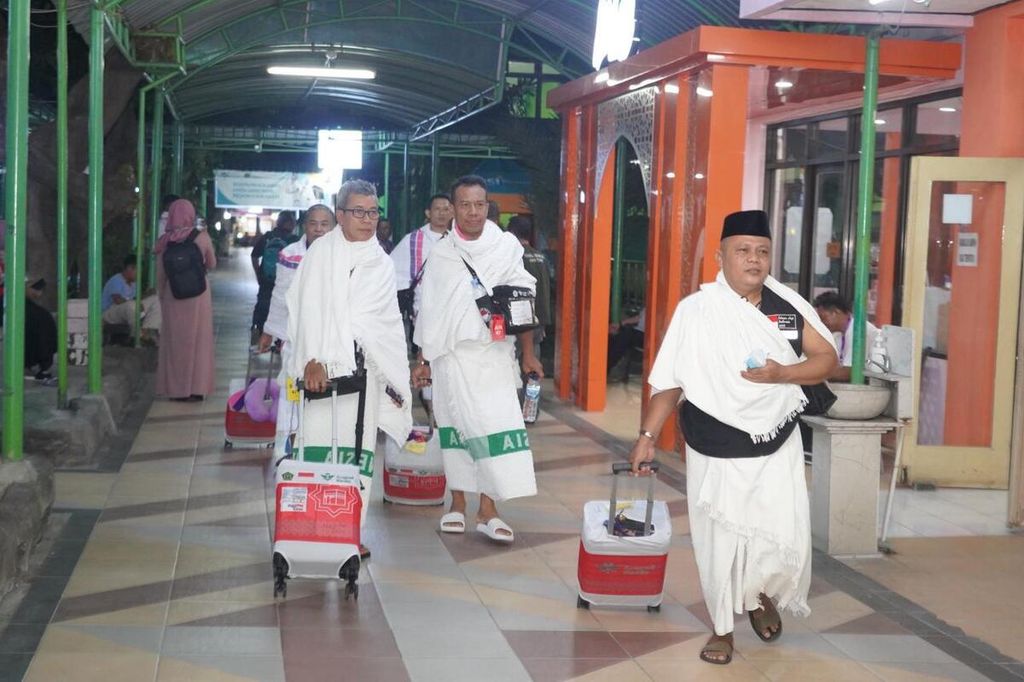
{"left": 649, "top": 272, "right": 837, "bottom": 635}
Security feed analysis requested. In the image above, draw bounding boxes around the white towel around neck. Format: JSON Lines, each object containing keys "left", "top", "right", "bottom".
{"left": 650, "top": 271, "right": 837, "bottom": 442}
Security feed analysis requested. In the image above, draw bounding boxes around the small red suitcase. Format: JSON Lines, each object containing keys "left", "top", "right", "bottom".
{"left": 224, "top": 348, "right": 278, "bottom": 448}
{"left": 382, "top": 427, "right": 446, "bottom": 506}
{"left": 576, "top": 462, "right": 671, "bottom": 613}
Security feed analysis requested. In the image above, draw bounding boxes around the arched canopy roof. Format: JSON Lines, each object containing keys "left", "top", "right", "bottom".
{"left": 74, "top": 0, "right": 752, "bottom": 129}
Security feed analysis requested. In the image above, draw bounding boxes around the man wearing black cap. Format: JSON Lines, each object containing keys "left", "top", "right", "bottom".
{"left": 629, "top": 210, "right": 837, "bottom": 665}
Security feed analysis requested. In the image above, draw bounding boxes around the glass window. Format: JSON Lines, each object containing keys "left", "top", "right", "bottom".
{"left": 809, "top": 165, "right": 845, "bottom": 299}
{"left": 770, "top": 167, "right": 806, "bottom": 291}
{"left": 913, "top": 96, "right": 961, "bottom": 148}
{"left": 773, "top": 124, "right": 809, "bottom": 163}
{"left": 873, "top": 108, "right": 903, "bottom": 152}
{"left": 811, "top": 118, "right": 848, "bottom": 159}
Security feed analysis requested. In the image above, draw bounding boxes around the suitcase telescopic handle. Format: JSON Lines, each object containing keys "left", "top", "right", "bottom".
{"left": 609, "top": 461, "right": 659, "bottom": 538}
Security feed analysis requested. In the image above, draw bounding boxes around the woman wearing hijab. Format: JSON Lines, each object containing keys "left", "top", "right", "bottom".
{"left": 155, "top": 199, "right": 217, "bottom": 401}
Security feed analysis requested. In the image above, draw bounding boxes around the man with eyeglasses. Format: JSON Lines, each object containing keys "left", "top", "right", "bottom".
{"left": 285, "top": 180, "right": 412, "bottom": 544}
{"left": 411, "top": 175, "right": 542, "bottom": 544}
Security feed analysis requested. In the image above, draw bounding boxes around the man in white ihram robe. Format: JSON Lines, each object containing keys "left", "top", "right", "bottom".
{"left": 630, "top": 210, "right": 837, "bottom": 666}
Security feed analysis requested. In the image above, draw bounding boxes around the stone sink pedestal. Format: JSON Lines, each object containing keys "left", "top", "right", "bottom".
{"left": 802, "top": 415, "right": 899, "bottom": 557}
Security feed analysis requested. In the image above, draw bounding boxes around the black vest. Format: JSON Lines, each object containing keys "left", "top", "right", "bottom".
{"left": 679, "top": 287, "right": 804, "bottom": 458}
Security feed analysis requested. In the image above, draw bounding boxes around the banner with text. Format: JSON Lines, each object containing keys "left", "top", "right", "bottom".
{"left": 214, "top": 170, "right": 338, "bottom": 211}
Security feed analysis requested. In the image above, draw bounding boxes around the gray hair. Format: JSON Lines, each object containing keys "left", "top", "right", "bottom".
{"left": 304, "top": 203, "right": 336, "bottom": 224}
{"left": 335, "top": 179, "right": 378, "bottom": 211}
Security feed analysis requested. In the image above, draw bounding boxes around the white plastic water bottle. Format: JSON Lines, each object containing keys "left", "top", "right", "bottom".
{"left": 523, "top": 372, "right": 541, "bottom": 424}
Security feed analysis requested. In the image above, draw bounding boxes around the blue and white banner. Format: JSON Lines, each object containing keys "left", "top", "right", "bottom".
{"left": 214, "top": 170, "right": 337, "bottom": 211}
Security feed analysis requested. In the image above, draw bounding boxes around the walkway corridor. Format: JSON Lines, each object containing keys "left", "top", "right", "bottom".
{"left": 3, "top": 250, "right": 1023, "bottom": 681}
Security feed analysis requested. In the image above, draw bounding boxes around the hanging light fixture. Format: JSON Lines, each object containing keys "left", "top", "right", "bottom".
{"left": 268, "top": 48, "right": 375, "bottom": 80}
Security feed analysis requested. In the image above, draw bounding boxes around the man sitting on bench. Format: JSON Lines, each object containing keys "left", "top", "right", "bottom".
{"left": 102, "top": 255, "right": 160, "bottom": 344}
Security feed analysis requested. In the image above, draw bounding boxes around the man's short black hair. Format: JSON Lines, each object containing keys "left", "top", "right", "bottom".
{"left": 276, "top": 211, "right": 296, "bottom": 230}
{"left": 123, "top": 255, "right": 137, "bottom": 269}
{"left": 506, "top": 215, "right": 532, "bottom": 241}
{"left": 427, "top": 193, "right": 451, "bottom": 208}
{"left": 449, "top": 175, "right": 488, "bottom": 201}
{"left": 812, "top": 291, "right": 851, "bottom": 314}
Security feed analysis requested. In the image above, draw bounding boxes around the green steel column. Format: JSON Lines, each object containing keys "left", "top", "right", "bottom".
{"left": 148, "top": 94, "right": 165, "bottom": 290}
{"left": 430, "top": 135, "right": 439, "bottom": 195}
{"left": 609, "top": 138, "right": 628, "bottom": 325}
{"left": 382, "top": 151, "right": 391, "bottom": 224}
{"left": 170, "top": 119, "right": 184, "bottom": 194}
{"left": 87, "top": 4, "right": 105, "bottom": 394}
{"left": 133, "top": 89, "right": 147, "bottom": 347}
{"left": 403, "top": 140, "right": 411, "bottom": 231}
{"left": 56, "top": 0, "right": 70, "bottom": 406}
{"left": 851, "top": 32, "right": 880, "bottom": 385}
{"left": 3, "top": 0, "right": 31, "bottom": 460}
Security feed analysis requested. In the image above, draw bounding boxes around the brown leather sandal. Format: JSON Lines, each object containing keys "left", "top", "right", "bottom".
{"left": 699, "top": 634, "right": 734, "bottom": 665}
{"left": 749, "top": 593, "right": 783, "bottom": 642}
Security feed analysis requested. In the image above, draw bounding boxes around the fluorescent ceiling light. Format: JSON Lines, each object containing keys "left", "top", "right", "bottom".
{"left": 696, "top": 86, "right": 714, "bottom": 97}
{"left": 707, "top": 53, "right": 726, "bottom": 62}
{"left": 939, "top": 106, "right": 957, "bottom": 112}
{"left": 868, "top": 0, "right": 890, "bottom": 5}
{"left": 594, "top": 71, "right": 610, "bottom": 84}
{"left": 875, "top": 118, "right": 886, "bottom": 125}
{"left": 775, "top": 78, "right": 794, "bottom": 89}
{"left": 694, "top": 172, "right": 705, "bottom": 180}
{"left": 664, "top": 83, "right": 679, "bottom": 94}
{"left": 267, "top": 66, "right": 376, "bottom": 80}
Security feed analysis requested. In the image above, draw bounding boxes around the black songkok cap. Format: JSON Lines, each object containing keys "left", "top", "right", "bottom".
{"left": 721, "top": 210, "right": 771, "bottom": 241}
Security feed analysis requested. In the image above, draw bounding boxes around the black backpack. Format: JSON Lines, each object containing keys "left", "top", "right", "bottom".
{"left": 163, "top": 229, "right": 207, "bottom": 299}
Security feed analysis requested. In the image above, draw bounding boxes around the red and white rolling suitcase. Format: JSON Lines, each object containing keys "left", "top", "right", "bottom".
{"left": 382, "top": 426, "right": 447, "bottom": 506}
{"left": 272, "top": 366, "right": 367, "bottom": 601}
{"left": 577, "top": 462, "right": 671, "bottom": 612}
{"left": 224, "top": 347, "right": 279, "bottom": 448}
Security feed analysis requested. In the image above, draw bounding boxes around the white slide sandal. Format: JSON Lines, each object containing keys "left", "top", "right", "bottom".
{"left": 440, "top": 511, "right": 466, "bottom": 534}
{"left": 476, "top": 517, "right": 514, "bottom": 544}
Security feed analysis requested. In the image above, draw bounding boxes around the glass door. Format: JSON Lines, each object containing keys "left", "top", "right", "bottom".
{"left": 809, "top": 164, "right": 845, "bottom": 302}
{"left": 901, "top": 158, "right": 1024, "bottom": 507}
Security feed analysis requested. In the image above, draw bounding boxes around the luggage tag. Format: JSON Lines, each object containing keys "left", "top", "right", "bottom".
{"left": 285, "top": 377, "right": 300, "bottom": 402}
{"left": 490, "top": 314, "right": 506, "bottom": 341}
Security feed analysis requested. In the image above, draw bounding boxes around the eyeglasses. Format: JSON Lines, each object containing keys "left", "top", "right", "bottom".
{"left": 339, "top": 207, "right": 381, "bottom": 220}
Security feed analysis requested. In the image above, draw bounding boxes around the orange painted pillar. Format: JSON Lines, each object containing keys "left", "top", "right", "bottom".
{"left": 874, "top": 133, "right": 902, "bottom": 326}
{"left": 556, "top": 109, "right": 581, "bottom": 401}
{"left": 645, "top": 76, "right": 691, "bottom": 450}
{"left": 700, "top": 64, "right": 750, "bottom": 281}
{"left": 578, "top": 142, "right": 616, "bottom": 411}
{"left": 961, "top": 3, "right": 1024, "bottom": 157}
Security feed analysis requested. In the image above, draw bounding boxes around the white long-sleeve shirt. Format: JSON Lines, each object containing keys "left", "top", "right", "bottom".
{"left": 389, "top": 224, "right": 447, "bottom": 291}
{"left": 263, "top": 237, "right": 308, "bottom": 342}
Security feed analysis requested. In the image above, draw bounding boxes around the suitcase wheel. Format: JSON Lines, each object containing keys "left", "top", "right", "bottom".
{"left": 576, "top": 595, "right": 590, "bottom": 610}
{"left": 382, "top": 497, "right": 392, "bottom": 504}
{"left": 339, "top": 556, "right": 360, "bottom": 601}
{"left": 224, "top": 440, "right": 233, "bottom": 449}
{"left": 647, "top": 604, "right": 661, "bottom": 613}
{"left": 273, "top": 552, "right": 289, "bottom": 599}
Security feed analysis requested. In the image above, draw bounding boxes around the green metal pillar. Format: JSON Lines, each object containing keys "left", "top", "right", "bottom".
{"left": 403, "top": 140, "right": 411, "bottom": 231}
{"left": 56, "top": 0, "right": 70, "bottom": 405}
{"left": 148, "top": 93, "right": 166, "bottom": 290}
{"left": 430, "top": 135, "right": 439, "bottom": 196}
{"left": 87, "top": 3, "right": 105, "bottom": 394}
{"left": 609, "top": 138, "right": 628, "bottom": 325}
{"left": 850, "top": 31, "right": 881, "bottom": 385}
{"left": 3, "top": 0, "right": 31, "bottom": 460}
{"left": 382, "top": 151, "right": 391, "bottom": 223}
{"left": 133, "top": 89, "right": 147, "bottom": 347}
{"left": 170, "top": 119, "right": 184, "bottom": 194}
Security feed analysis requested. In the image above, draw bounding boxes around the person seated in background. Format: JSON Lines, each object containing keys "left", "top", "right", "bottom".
{"left": 25, "top": 277, "right": 58, "bottom": 385}
{"left": 101, "top": 254, "right": 160, "bottom": 344}
{"left": 607, "top": 307, "right": 645, "bottom": 374}
{"left": 812, "top": 291, "right": 879, "bottom": 382}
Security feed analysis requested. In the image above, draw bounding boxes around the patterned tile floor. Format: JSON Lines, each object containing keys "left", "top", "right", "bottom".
{"left": 2, "top": 251, "right": 1023, "bottom": 681}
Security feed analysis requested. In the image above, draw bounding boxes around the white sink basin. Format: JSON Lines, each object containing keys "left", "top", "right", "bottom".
{"left": 825, "top": 382, "right": 891, "bottom": 420}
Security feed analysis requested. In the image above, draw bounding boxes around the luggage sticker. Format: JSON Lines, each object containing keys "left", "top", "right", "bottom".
{"left": 280, "top": 486, "right": 307, "bottom": 513}
{"left": 286, "top": 377, "right": 299, "bottom": 402}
